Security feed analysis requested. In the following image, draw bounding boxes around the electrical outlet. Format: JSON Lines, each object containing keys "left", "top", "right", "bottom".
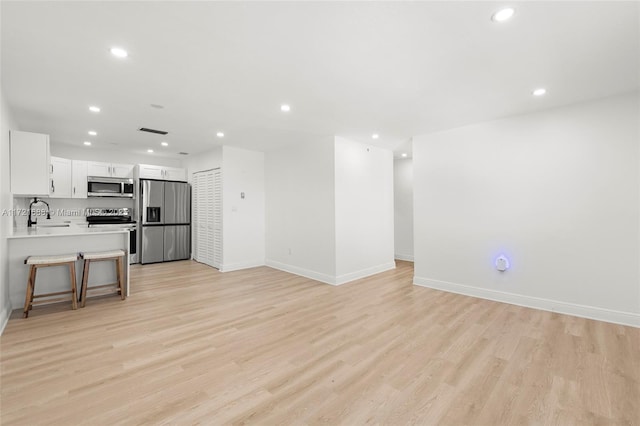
{"left": 495, "top": 255, "right": 510, "bottom": 272}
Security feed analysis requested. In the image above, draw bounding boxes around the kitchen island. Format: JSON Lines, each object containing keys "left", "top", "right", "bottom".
{"left": 7, "top": 225, "right": 130, "bottom": 310}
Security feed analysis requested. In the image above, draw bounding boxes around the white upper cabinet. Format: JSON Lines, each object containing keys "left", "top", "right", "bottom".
{"left": 136, "top": 164, "right": 187, "bottom": 182}
{"left": 88, "top": 161, "right": 134, "bottom": 178}
{"left": 137, "top": 164, "right": 164, "bottom": 180}
{"left": 87, "top": 161, "right": 111, "bottom": 177}
{"left": 111, "top": 163, "right": 135, "bottom": 178}
{"left": 71, "top": 160, "right": 88, "bottom": 198}
{"left": 163, "top": 167, "right": 187, "bottom": 182}
{"left": 10, "top": 130, "right": 51, "bottom": 196}
{"left": 49, "top": 156, "right": 72, "bottom": 198}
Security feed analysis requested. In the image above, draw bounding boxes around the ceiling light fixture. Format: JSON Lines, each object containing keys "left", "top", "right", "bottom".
{"left": 532, "top": 88, "right": 547, "bottom": 96}
{"left": 89, "top": 106, "right": 101, "bottom": 113}
{"left": 216, "top": 132, "right": 224, "bottom": 138}
{"left": 147, "top": 149, "right": 154, "bottom": 153}
{"left": 280, "top": 104, "right": 291, "bottom": 112}
{"left": 83, "top": 141, "right": 91, "bottom": 146}
{"left": 110, "top": 47, "right": 128, "bottom": 58}
{"left": 88, "top": 130, "right": 97, "bottom": 136}
{"left": 161, "top": 142, "right": 168, "bottom": 147}
{"left": 372, "top": 134, "right": 379, "bottom": 139}
{"left": 402, "top": 153, "right": 407, "bottom": 157}
{"left": 492, "top": 7, "right": 515, "bottom": 22}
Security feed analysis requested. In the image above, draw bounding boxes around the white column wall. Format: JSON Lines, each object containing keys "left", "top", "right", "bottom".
{"left": 394, "top": 158, "right": 414, "bottom": 261}
{"left": 335, "top": 137, "right": 395, "bottom": 284}
{"left": 413, "top": 92, "right": 640, "bottom": 326}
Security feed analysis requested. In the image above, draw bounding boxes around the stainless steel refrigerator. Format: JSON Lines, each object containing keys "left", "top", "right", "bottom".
{"left": 140, "top": 180, "right": 191, "bottom": 264}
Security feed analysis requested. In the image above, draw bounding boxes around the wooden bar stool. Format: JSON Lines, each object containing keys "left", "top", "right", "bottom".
{"left": 23, "top": 253, "right": 80, "bottom": 318}
{"left": 79, "top": 250, "right": 127, "bottom": 307}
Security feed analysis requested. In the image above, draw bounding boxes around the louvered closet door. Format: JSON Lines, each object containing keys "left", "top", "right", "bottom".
{"left": 211, "top": 169, "right": 222, "bottom": 268}
{"left": 193, "top": 168, "right": 222, "bottom": 269}
{"left": 193, "top": 172, "right": 206, "bottom": 264}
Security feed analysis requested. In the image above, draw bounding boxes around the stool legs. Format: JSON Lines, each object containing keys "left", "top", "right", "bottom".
{"left": 23, "top": 265, "right": 36, "bottom": 318}
{"left": 80, "top": 259, "right": 90, "bottom": 308}
{"left": 116, "top": 256, "right": 125, "bottom": 300}
{"left": 69, "top": 262, "right": 78, "bottom": 311}
{"left": 23, "top": 261, "right": 77, "bottom": 317}
{"left": 79, "top": 255, "right": 125, "bottom": 307}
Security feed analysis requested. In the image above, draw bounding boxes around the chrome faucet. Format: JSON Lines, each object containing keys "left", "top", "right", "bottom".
{"left": 27, "top": 198, "right": 51, "bottom": 227}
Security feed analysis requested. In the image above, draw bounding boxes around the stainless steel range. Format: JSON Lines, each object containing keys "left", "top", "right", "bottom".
{"left": 86, "top": 207, "right": 138, "bottom": 264}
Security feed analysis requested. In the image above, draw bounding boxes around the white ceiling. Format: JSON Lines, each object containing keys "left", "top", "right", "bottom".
{"left": 2, "top": 1, "right": 638, "bottom": 159}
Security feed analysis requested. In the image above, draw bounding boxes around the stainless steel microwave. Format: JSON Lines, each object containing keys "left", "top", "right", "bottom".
{"left": 87, "top": 176, "right": 134, "bottom": 198}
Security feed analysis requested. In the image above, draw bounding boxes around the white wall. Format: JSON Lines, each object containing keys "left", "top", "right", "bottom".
{"left": 335, "top": 137, "right": 395, "bottom": 284}
{"left": 394, "top": 158, "right": 413, "bottom": 261}
{"left": 413, "top": 92, "right": 640, "bottom": 327}
{"left": 1, "top": 90, "right": 18, "bottom": 333}
{"left": 265, "top": 137, "right": 337, "bottom": 283}
{"left": 183, "top": 147, "right": 223, "bottom": 182}
{"left": 221, "top": 146, "right": 265, "bottom": 271}
{"left": 51, "top": 143, "right": 183, "bottom": 168}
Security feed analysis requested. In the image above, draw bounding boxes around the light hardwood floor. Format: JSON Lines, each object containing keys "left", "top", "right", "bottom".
{"left": 1, "top": 260, "right": 638, "bottom": 425}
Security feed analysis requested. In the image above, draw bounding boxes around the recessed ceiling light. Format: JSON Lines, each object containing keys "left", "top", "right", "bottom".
{"left": 161, "top": 142, "right": 169, "bottom": 147}
{"left": 83, "top": 141, "right": 91, "bottom": 146}
{"left": 372, "top": 134, "right": 379, "bottom": 139}
{"left": 492, "top": 7, "right": 515, "bottom": 22}
{"left": 280, "top": 104, "right": 291, "bottom": 112}
{"left": 147, "top": 149, "right": 154, "bottom": 153}
{"left": 401, "top": 153, "right": 407, "bottom": 157}
{"left": 88, "top": 130, "right": 97, "bottom": 136}
{"left": 110, "top": 47, "right": 128, "bottom": 58}
{"left": 89, "top": 106, "right": 101, "bottom": 113}
{"left": 216, "top": 132, "right": 224, "bottom": 138}
{"left": 532, "top": 88, "right": 547, "bottom": 96}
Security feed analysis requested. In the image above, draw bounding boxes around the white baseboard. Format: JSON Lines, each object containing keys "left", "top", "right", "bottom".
{"left": 394, "top": 253, "right": 414, "bottom": 262}
{"left": 266, "top": 260, "right": 397, "bottom": 286}
{"left": 265, "top": 260, "right": 337, "bottom": 285}
{"left": 0, "top": 302, "right": 11, "bottom": 336}
{"left": 220, "top": 259, "right": 265, "bottom": 273}
{"left": 335, "top": 262, "right": 396, "bottom": 285}
{"left": 414, "top": 276, "right": 640, "bottom": 328}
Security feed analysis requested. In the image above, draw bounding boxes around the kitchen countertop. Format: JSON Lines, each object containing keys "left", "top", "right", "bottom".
{"left": 8, "top": 225, "right": 128, "bottom": 239}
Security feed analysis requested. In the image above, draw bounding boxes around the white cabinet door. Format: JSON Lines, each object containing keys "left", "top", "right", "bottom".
{"left": 50, "top": 157, "right": 72, "bottom": 198}
{"left": 87, "top": 161, "right": 133, "bottom": 178}
{"left": 10, "top": 131, "right": 50, "bottom": 196}
{"left": 71, "top": 160, "right": 88, "bottom": 198}
{"left": 137, "top": 164, "right": 186, "bottom": 181}
{"left": 164, "top": 167, "right": 187, "bottom": 182}
{"left": 137, "top": 164, "right": 164, "bottom": 180}
{"left": 111, "top": 163, "right": 134, "bottom": 178}
{"left": 87, "top": 161, "right": 111, "bottom": 177}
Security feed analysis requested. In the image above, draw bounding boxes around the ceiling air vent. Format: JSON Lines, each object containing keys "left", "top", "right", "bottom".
{"left": 138, "top": 127, "right": 168, "bottom": 135}
{"left": 178, "top": 152, "right": 189, "bottom": 155}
